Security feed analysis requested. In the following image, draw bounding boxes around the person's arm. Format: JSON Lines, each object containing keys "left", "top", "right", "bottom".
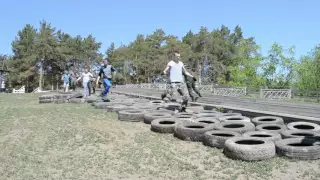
{"left": 182, "top": 66, "right": 193, "bottom": 78}
{"left": 163, "top": 62, "right": 170, "bottom": 75}
{"left": 76, "top": 74, "right": 82, "bottom": 81}
{"left": 111, "top": 66, "right": 117, "bottom": 76}
{"left": 96, "top": 68, "right": 103, "bottom": 85}
{"left": 89, "top": 72, "right": 94, "bottom": 78}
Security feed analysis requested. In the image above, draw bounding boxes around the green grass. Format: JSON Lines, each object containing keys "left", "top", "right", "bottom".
{"left": 0, "top": 93, "right": 319, "bottom": 180}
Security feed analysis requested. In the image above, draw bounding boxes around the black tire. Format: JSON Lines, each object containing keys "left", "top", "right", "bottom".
{"left": 106, "top": 104, "right": 133, "bottom": 112}
{"left": 256, "top": 124, "right": 288, "bottom": 133}
{"left": 275, "top": 138, "right": 320, "bottom": 160}
{"left": 174, "top": 121, "right": 215, "bottom": 141}
{"left": 203, "top": 106, "right": 216, "bottom": 111}
{"left": 174, "top": 113, "right": 194, "bottom": 121}
{"left": 251, "top": 116, "right": 284, "bottom": 126}
{"left": 194, "top": 118, "right": 220, "bottom": 125}
{"left": 187, "top": 106, "right": 204, "bottom": 114}
{"left": 199, "top": 110, "right": 217, "bottom": 114}
{"left": 203, "top": 130, "right": 242, "bottom": 148}
{"left": 220, "top": 113, "right": 242, "bottom": 117}
{"left": 69, "top": 98, "right": 85, "bottom": 104}
{"left": 53, "top": 99, "right": 66, "bottom": 104}
{"left": 85, "top": 97, "right": 98, "bottom": 103}
{"left": 118, "top": 109, "right": 145, "bottom": 122}
{"left": 39, "top": 94, "right": 55, "bottom": 100}
{"left": 280, "top": 130, "right": 319, "bottom": 139}
{"left": 223, "top": 137, "right": 276, "bottom": 161}
{"left": 193, "top": 112, "right": 223, "bottom": 119}
{"left": 165, "top": 103, "right": 181, "bottom": 111}
{"left": 151, "top": 118, "right": 180, "bottom": 133}
{"left": 242, "top": 131, "right": 282, "bottom": 142}
{"left": 39, "top": 99, "right": 53, "bottom": 104}
{"left": 287, "top": 122, "right": 320, "bottom": 131}
{"left": 213, "top": 121, "right": 255, "bottom": 134}
{"left": 144, "top": 112, "right": 172, "bottom": 124}
{"left": 219, "top": 116, "right": 251, "bottom": 123}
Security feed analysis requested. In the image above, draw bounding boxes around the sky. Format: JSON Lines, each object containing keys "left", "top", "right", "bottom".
{"left": 0, "top": 0, "right": 319, "bottom": 58}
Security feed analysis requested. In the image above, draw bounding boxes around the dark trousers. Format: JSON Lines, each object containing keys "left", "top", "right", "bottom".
{"left": 186, "top": 81, "right": 201, "bottom": 98}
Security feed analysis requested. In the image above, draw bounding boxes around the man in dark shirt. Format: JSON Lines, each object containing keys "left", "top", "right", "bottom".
{"left": 183, "top": 67, "right": 202, "bottom": 102}
{"left": 96, "top": 59, "right": 116, "bottom": 100}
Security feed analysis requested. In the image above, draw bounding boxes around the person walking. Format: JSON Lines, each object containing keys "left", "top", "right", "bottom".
{"left": 183, "top": 67, "right": 202, "bottom": 102}
{"left": 76, "top": 68, "right": 94, "bottom": 97}
{"left": 96, "top": 59, "right": 117, "bottom": 101}
{"left": 162, "top": 50, "right": 194, "bottom": 103}
{"left": 61, "top": 71, "right": 70, "bottom": 92}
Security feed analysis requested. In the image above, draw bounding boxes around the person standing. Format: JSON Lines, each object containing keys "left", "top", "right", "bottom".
{"left": 76, "top": 68, "right": 94, "bottom": 97}
{"left": 96, "top": 59, "right": 117, "bottom": 101}
{"left": 162, "top": 50, "right": 194, "bottom": 103}
{"left": 61, "top": 71, "right": 70, "bottom": 92}
{"left": 183, "top": 67, "right": 202, "bottom": 102}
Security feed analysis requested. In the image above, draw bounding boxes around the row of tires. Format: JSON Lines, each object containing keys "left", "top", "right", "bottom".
{"left": 40, "top": 93, "right": 320, "bottom": 161}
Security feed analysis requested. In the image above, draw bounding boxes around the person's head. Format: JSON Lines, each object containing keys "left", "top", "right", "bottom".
{"left": 173, "top": 50, "right": 181, "bottom": 62}
{"left": 103, "top": 59, "right": 109, "bottom": 66}
{"left": 84, "top": 68, "right": 89, "bottom": 73}
{"left": 64, "top": 70, "right": 68, "bottom": 74}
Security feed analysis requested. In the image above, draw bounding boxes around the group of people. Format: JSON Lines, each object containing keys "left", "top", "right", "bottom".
{"left": 61, "top": 51, "right": 202, "bottom": 105}
{"left": 61, "top": 59, "right": 115, "bottom": 100}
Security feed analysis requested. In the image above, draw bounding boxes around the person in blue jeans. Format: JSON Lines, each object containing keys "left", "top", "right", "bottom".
{"left": 96, "top": 59, "right": 117, "bottom": 101}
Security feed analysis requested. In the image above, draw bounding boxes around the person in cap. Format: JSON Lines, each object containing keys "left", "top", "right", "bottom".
{"left": 61, "top": 71, "right": 70, "bottom": 92}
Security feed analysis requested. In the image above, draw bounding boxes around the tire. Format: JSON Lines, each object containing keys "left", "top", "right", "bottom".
{"left": 174, "top": 121, "right": 215, "bottom": 141}
{"left": 193, "top": 112, "right": 223, "bottom": 119}
{"left": 275, "top": 138, "right": 320, "bottom": 160}
{"left": 242, "top": 131, "right": 282, "bottom": 142}
{"left": 203, "top": 106, "right": 216, "bottom": 111}
{"left": 39, "top": 99, "right": 53, "bottom": 104}
{"left": 194, "top": 118, "right": 220, "bottom": 125}
{"left": 213, "top": 121, "right": 255, "bottom": 134}
{"left": 39, "top": 94, "right": 55, "bottom": 100}
{"left": 199, "top": 110, "right": 217, "bottom": 114}
{"left": 66, "top": 92, "right": 83, "bottom": 99}
{"left": 69, "top": 98, "right": 85, "bottom": 104}
{"left": 118, "top": 109, "right": 145, "bottom": 122}
{"left": 203, "top": 130, "right": 241, "bottom": 148}
{"left": 220, "top": 113, "right": 242, "bottom": 117}
{"left": 94, "top": 102, "right": 122, "bottom": 109}
{"left": 287, "top": 122, "right": 320, "bottom": 131}
{"left": 151, "top": 118, "right": 180, "bottom": 133}
{"left": 187, "top": 106, "right": 204, "bottom": 114}
{"left": 53, "top": 99, "right": 67, "bottom": 104}
{"left": 219, "top": 116, "right": 251, "bottom": 123}
{"left": 106, "top": 105, "right": 133, "bottom": 112}
{"left": 144, "top": 112, "right": 172, "bottom": 124}
{"left": 85, "top": 97, "right": 98, "bottom": 103}
{"left": 256, "top": 124, "right": 288, "bottom": 133}
{"left": 174, "top": 113, "right": 194, "bottom": 121}
{"left": 223, "top": 137, "right": 276, "bottom": 161}
{"left": 280, "top": 130, "right": 319, "bottom": 139}
{"left": 251, "top": 116, "right": 284, "bottom": 126}
{"left": 165, "top": 103, "right": 181, "bottom": 111}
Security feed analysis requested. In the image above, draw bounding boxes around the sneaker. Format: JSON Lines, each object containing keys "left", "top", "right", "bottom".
{"left": 194, "top": 97, "right": 199, "bottom": 102}
{"left": 161, "top": 93, "right": 166, "bottom": 100}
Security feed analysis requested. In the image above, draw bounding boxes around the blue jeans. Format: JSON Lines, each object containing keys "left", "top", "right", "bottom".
{"left": 102, "top": 79, "right": 112, "bottom": 97}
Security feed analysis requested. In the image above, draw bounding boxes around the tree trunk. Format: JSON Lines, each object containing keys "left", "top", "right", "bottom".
{"left": 39, "top": 61, "right": 43, "bottom": 90}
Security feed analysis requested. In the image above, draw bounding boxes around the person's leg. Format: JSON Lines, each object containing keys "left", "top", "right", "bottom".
{"left": 92, "top": 81, "right": 95, "bottom": 94}
{"left": 186, "top": 81, "right": 194, "bottom": 102}
{"left": 66, "top": 83, "right": 69, "bottom": 92}
{"left": 87, "top": 81, "right": 92, "bottom": 96}
{"left": 169, "top": 83, "right": 177, "bottom": 101}
{"left": 83, "top": 82, "right": 87, "bottom": 97}
{"left": 63, "top": 82, "right": 66, "bottom": 92}
{"left": 192, "top": 82, "right": 202, "bottom": 97}
{"left": 102, "top": 79, "right": 111, "bottom": 97}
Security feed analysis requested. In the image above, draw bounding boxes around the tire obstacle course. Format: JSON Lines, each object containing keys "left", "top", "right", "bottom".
{"left": 39, "top": 91, "right": 320, "bottom": 161}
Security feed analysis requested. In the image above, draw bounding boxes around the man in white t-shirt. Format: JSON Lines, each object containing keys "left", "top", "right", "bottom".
{"left": 162, "top": 50, "right": 194, "bottom": 102}
{"left": 76, "top": 68, "right": 94, "bottom": 97}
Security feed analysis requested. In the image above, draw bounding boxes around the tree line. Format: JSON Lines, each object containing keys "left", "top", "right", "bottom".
{"left": 0, "top": 21, "right": 319, "bottom": 91}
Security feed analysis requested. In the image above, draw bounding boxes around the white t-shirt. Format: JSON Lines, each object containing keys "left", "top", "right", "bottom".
{"left": 82, "top": 72, "right": 93, "bottom": 83}
{"left": 168, "top": 60, "right": 184, "bottom": 83}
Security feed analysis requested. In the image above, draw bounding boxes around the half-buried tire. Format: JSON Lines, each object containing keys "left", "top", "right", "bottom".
{"left": 194, "top": 118, "right": 220, "bottom": 125}
{"left": 151, "top": 118, "right": 179, "bottom": 133}
{"left": 256, "top": 124, "right": 287, "bottom": 133}
{"left": 203, "top": 130, "right": 241, "bottom": 148}
{"left": 118, "top": 109, "right": 145, "bottom": 122}
{"left": 275, "top": 138, "right": 320, "bottom": 160}
{"left": 53, "top": 99, "right": 67, "bottom": 104}
{"left": 280, "top": 130, "right": 319, "bottom": 139}
{"left": 106, "top": 104, "right": 133, "bottom": 113}
{"left": 223, "top": 137, "right": 276, "bottom": 161}
{"left": 69, "top": 98, "right": 85, "bottom": 104}
{"left": 174, "top": 121, "right": 215, "bottom": 141}
{"left": 39, "top": 99, "right": 53, "bottom": 104}
{"left": 242, "top": 131, "right": 282, "bottom": 142}
{"left": 213, "top": 121, "right": 255, "bottom": 134}
{"left": 144, "top": 112, "right": 172, "bottom": 124}
{"left": 251, "top": 116, "right": 284, "bottom": 125}
{"left": 287, "top": 122, "right": 320, "bottom": 132}
{"left": 219, "top": 116, "right": 251, "bottom": 123}
{"left": 194, "top": 112, "right": 223, "bottom": 119}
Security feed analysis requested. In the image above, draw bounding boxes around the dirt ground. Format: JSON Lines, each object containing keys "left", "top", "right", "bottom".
{"left": 0, "top": 94, "right": 319, "bottom": 180}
